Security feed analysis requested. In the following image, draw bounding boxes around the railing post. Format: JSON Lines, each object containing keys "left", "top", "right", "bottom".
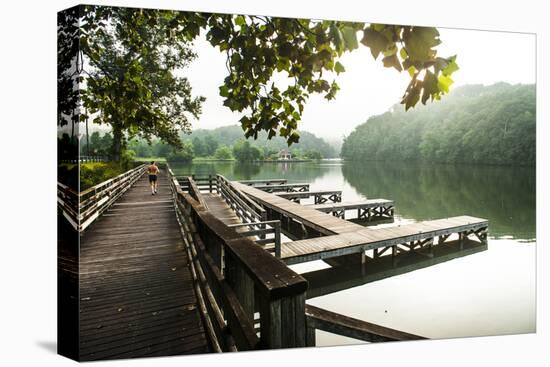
{"left": 306, "top": 324, "right": 316, "bottom": 347}
{"left": 224, "top": 252, "right": 255, "bottom": 321}
{"left": 260, "top": 298, "right": 282, "bottom": 348}
{"left": 274, "top": 222, "right": 281, "bottom": 258}
{"left": 260, "top": 292, "right": 306, "bottom": 349}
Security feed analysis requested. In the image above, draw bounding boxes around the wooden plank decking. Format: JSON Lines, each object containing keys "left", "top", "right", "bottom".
{"left": 279, "top": 216, "right": 488, "bottom": 265}
{"left": 232, "top": 182, "right": 487, "bottom": 265}
{"left": 202, "top": 193, "right": 242, "bottom": 226}
{"left": 233, "top": 182, "right": 365, "bottom": 235}
{"left": 307, "top": 199, "right": 394, "bottom": 220}
{"left": 253, "top": 183, "right": 310, "bottom": 193}
{"left": 238, "top": 178, "right": 287, "bottom": 185}
{"left": 308, "top": 199, "right": 394, "bottom": 211}
{"left": 275, "top": 190, "right": 342, "bottom": 203}
{"left": 78, "top": 173, "right": 209, "bottom": 361}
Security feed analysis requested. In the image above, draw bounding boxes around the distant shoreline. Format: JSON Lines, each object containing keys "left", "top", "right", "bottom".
{"left": 165, "top": 158, "right": 315, "bottom": 163}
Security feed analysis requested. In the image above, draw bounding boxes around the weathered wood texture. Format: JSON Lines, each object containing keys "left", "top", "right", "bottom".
{"left": 233, "top": 182, "right": 363, "bottom": 237}
{"left": 276, "top": 190, "right": 342, "bottom": 204}
{"left": 202, "top": 193, "right": 282, "bottom": 255}
{"left": 78, "top": 173, "right": 209, "bottom": 361}
{"left": 176, "top": 183, "right": 308, "bottom": 350}
{"left": 305, "top": 305, "right": 425, "bottom": 343}
{"left": 80, "top": 164, "right": 148, "bottom": 231}
{"left": 280, "top": 216, "right": 488, "bottom": 265}
{"left": 239, "top": 179, "right": 287, "bottom": 186}
{"left": 232, "top": 182, "right": 488, "bottom": 266}
{"left": 254, "top": 183, "right": 310, "bottom": 193}
{"left": 217, "top": 175, "right": 266, "bottom": 223}
{"left": 308, "top": 199, "right": 394, "bottom": 220}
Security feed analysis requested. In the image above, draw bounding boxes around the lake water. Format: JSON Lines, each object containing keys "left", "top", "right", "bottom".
{"left": 170, "top": 160, "right": 536, "bottom": 345}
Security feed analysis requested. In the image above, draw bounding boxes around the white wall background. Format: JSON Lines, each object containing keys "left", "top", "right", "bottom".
{"left": 0, "top": 1, "right": 547, "bottom": 366}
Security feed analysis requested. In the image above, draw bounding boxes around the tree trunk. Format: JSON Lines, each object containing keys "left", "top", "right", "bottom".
{"left": 112, "top": 127, "right": 123, "bottom": 162}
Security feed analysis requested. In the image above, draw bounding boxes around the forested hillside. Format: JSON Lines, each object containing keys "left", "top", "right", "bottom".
{"left": 119, "top": 125, "right": 336, "bottom": 161}
{"left": 180, "top": 125, "right": 337, "bottom": 158}
{"left": 341, "top": 83, "right": 535, "bottom": 165}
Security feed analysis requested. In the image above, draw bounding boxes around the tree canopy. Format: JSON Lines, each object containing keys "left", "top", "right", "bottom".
{"left": 341, "top": 83, "right": 535, "bottom": 166}
{"left": 232, "top": 140, "right": 263, "bottom": 162}
{"left": 58, "top": 5, "right": 458, "bottom": 160}
{"left": 181, "top": 125, "right": 337, "bottom": 158}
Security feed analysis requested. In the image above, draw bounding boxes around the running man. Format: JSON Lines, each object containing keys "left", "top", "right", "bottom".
{"left": 148, "top": 161, "right": 160, "bottom": 195}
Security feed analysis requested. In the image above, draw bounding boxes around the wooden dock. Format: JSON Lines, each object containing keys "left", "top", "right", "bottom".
{"left": 174, "top": 174, "right": 426, "bottom": 347}
{"left": 78, "top": 173, "right": 209, "bottom": 360}
{"left": 232, "top": 181, "right": 488, "bottom": 265}
{"left": 238, "top": 178, "right": 287, "bottom": 186}
{"left": 275, "top": 190, "right": 342, "bottom": 204}
{"left": 278, "top": 216, "right": 488, "bottom": 265}
{"left": 57, "top": 170, "right": 487, "bottom": 357}
{"left": 307, "top": 199, "right": 394, "bottom": 220}
{"left": 253, "top": 183, "right": 310, "bottom": 193}
{"left": 202, "top": 193, "right": 242, "bottom": 227}
{"left": 233, "top": 182, "right": 368, "bottom": 237}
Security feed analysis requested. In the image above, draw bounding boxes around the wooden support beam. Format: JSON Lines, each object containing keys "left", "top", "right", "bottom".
{"left": 305, "top": 305, "right": 425, "bottom": 343}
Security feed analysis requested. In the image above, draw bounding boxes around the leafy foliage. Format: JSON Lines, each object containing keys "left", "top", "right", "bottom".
{"left": 341, "top": 83, "right": 535, "bottom": 166}
{"left": 81, "top": 131, "right": 113, "bottom": 156}
{"left": 57, "top": 6, "right": 81, "bottom": 128}
{"left": 304, "top": 150, "right": 322, "bottom": 160}
{"left": 80, "top": 162, "right": 136, "bottom": 190}
{"left": 232, "top": 140, "right": 263, "bottom": 162}
{"left": 192, "top": 137, "right": 207, "bottom": 156}
{"left": 181, "top": 125, "right": 337, "bottom": 158}
{"left": 58, "top": 133, "right": 78, "bottom": 160}
{"left": 214, "top": 145, "right": 234, "bottom": 160}
{"left": 167, "top": 142, "right": 194, "bottom": 162}
{"left": 77, "top": 6, "right": 206, "bottom": 159}
{"left": 206, "top": 17, "right": 458, "bottom": 144}
{"left": 120, "top": 149, "right": 136, "bottom": 170}
{"left": 59, "top": 5, "right": 457, "bottom": 155}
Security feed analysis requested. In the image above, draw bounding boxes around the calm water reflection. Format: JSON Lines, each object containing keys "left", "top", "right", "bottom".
{"left": 171, "top": 160, "right": 536, "bottom": 344}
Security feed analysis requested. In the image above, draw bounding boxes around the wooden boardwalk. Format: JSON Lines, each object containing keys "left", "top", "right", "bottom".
{"left": 232, "top": 182, "right": 365, "bottom": 235}
{"left": 78, "top": 173, "right": 209, "bottom": 361}
{"left": 202, "top": 193, "right": 241, "bottom": 226}
{"left": 308, "top": 199, "right": 394, "bottom": 220}
{"left": 279, "top": 215, "right": 488, "bottom": 265}
{"left": 232, "top": 181, "right": 488, "bottom": 265}
{"left": 253, "top": 183, "right": 310, "bottom": 193}
{"left": 275, "top": 190, "right": 342, "bottom": 204}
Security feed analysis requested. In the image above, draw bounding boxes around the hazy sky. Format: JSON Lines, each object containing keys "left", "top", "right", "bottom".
{"left": 183, "top": 26, "right": 535, "bottom": 142}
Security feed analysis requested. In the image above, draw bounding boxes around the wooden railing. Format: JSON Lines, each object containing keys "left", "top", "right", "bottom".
{"left": 166, "top": 167, "right": 426, "bottom": 348}
{"left": 168, "top": 169, "right": 308, "bottom": 351}
{"left": 177, "top": 174, "right": 218, "bottom": 194}
{"left": 57, "top": 164, "right": 147, "bottom": 231}
{"left": 227, "top": 221, "right": 282, "bottom": 258}
{"left": 216, "top": 175, "right": 265, "bottom": 221}
{"left": 239, "top": 179, "right": 287, "bottom": 186}
{"left": 57, "top": 182, "right": 79, "bottom": 230}
{"left": 177, "top": 176, "right": 209, "bottom": 209}
{"left": 218, "top": 175, "right": 283, "bottom": 257}
{"left": 174, "top": 173, "right": 283, "bottom": 257}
